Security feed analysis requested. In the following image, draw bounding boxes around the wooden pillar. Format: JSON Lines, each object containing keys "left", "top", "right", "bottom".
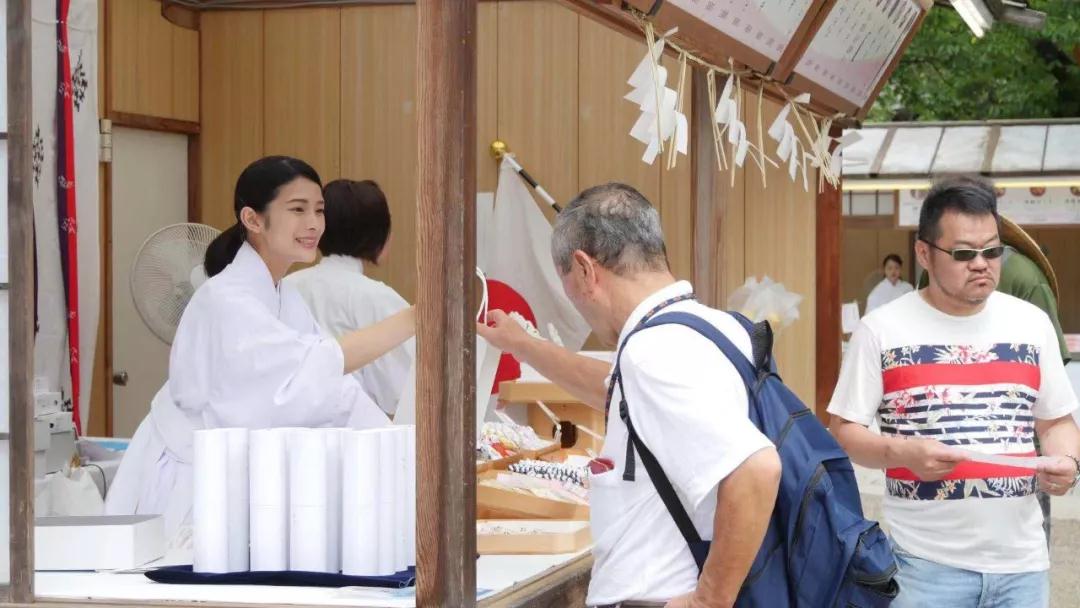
{"left": 690, "top": 68, "right": 718, "bottom": 308}
{"left": 815, "top": 172, "right": 842, "bottom": 422}
{"left": 416, "top": 2, "right": 478, "bottom": 606}
{"left": 6, "top": 0, "right": 34, "bottom": 601}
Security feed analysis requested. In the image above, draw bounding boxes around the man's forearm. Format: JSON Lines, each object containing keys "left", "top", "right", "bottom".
{"left": 515, "top": 337, "right": 610, "bottom": 410}
{"left": 695, "top": 448, "right": 782, "bottom": 607}
{"left": 1036, "top": 415, "right": 1080, "bottom": 458}
{"left": 830, "top": 416, "right": 904, "bottom": 469}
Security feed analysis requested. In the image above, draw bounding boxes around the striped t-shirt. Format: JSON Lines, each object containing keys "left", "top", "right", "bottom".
{"left": 829, "top": 291, "right": 1077, "bottom": 573}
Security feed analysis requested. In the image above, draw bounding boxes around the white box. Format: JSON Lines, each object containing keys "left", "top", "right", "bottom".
{"left": 35, "top": 515, "right": 165, "bottom": 571}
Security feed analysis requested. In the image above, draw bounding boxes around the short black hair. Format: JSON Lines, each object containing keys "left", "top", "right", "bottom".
{"left": 917, "top": 176, "right": 999, "bottom": 244}
{"left": 882, "top": 254, "right": 903, "bottom": 268}
{"left": 317, "top": 179, "right": 391, "bottom": 264}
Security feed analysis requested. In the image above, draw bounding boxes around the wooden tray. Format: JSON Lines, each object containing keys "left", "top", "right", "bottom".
{"left": 477, "top": 470, "right": 589, "bottom": 521}
{"left": 477, "top": 519, "right": 591, "bottom": 555}
{"left": 476, "top": 443, "right": 560, "bottom": 473}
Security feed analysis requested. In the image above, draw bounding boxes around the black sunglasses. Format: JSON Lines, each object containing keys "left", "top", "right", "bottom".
{"left": 919, "top": 239, "right": 1005, "bottom": 262}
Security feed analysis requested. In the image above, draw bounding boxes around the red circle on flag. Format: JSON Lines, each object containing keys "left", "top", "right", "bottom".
{"left": 484, "top": 279, "right": 537, "bottom": 395}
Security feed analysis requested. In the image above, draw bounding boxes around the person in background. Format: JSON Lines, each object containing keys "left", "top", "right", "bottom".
{"left": 286, "top": 179, "right": 413, "bottom": 415}
{"left": 106, "top": 157, "right": 414, "bottom": 540}
{"left": 866, "top": 253, "right": 913, "bottom": 313}
{"left": 829, "top": 176, "right": 1080, "bottom": 608}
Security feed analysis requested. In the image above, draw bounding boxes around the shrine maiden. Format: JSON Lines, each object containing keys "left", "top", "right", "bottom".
{"left": 106, "top": 156, "right": 415, "bottom": 539}
{"left": 286, "top": 180, "right": 413, "bottom": 414}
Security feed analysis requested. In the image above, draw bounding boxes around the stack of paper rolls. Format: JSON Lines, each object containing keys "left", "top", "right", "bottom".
{"left": 192, "top": 426, "right": 415, "bottom": 575}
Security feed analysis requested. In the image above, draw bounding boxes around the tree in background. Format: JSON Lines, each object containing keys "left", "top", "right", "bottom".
{"left": 869, "top": 1, "right": 1080, "bottom": 121}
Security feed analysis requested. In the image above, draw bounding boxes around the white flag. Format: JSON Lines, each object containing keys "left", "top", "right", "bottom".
{"left": 477, "top": 158, "right": 592, "bottom": 351}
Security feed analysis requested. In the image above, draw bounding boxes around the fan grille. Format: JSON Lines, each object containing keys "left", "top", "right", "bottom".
{"left": 130, "top": 223, "right": 221, "bottom": 344}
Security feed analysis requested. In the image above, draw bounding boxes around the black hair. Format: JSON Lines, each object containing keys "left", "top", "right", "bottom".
{"left": 917, "top": 176, "right": 999, "bottom": 244}
{"left": 204, "top": 155, "right": 322, "bottom": 277}
{"left": 882, "top": 254, "right": 903, "bottom": 268}
{"left": 317, "top": 179, "right": 391, "bottom": 264}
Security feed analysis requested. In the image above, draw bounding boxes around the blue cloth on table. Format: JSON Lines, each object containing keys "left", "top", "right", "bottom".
{"left": 145, "top": 565, "right": 416, "bottom": 588}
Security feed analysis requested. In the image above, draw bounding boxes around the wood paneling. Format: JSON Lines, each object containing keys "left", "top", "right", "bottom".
{"left": 652, "top": 52, "right": 695, "bottom": 282}
{"left": 842, "top": 228, "right": 878, "bottom": 310}
{"left": 199, "top": 10, "right": 264, "bottom": 230}
{"left": 171, "top": 25, "right": 199, "bottom": 122}
{"left": 743, "top": 96, "right": 816, "bottom": 404}
{"left": 340, "top": 5, "right": 418, "bottom": 302}
{"left": 109, "top": 0, "right": 198, "bottom": 121}
{"left": 497, "top": 1, "right": 579, "bottom": 215}
{"left": 659, "top": 52, "right": 694, "bottom": 283}
{"left": 577, "top": 19, "right": 659, "bottom": 204}
{"left": 264, "top": 8, "right": 341, "bottom": 180}
{"left": 841, "top": 225, "right": 913, "bottom": 314}
{"left": 477, "top": 4, "right": 499, "bottom": 195}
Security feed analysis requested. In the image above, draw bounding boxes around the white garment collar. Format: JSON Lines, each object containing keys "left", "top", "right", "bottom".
{"left": 617, "top": 280, "right": 694, "bottom": 346}
{"left": 225, "top": 241, "right": 281, "bottom": 313}
{"left": 318, "top": 254, "right": 366, "bottom": 275}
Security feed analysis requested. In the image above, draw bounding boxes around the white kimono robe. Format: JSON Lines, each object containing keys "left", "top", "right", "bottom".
{"left": 866, "top": 277, "right": 914, "bottom": 313}
{"left": 105, "top": 243, "right": 389, "bottom": 539}
{"left": 285, "top": 255, "right": 414, "bottom": 414}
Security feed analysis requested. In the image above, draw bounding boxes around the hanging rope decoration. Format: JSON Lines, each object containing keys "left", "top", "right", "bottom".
{"left": 622, "top": 10, "right": 858, "bottom": 192}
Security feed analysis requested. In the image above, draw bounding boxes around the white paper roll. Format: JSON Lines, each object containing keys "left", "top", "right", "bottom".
{"left": 289, "top": 429, "right": 330, "bottom": 572}
{"left": 225, "top": 428, "right": 250, "bottom": 572}
{"left": 393, "top": 427, "right": 407, "bottom": 572}
{"left": 193, "top": 429, "right": 229, "bottom": 573}
{"left": 405, "top": 426, "right": 416, "bottom": 567}
{"left": 325, "top": 429, "right": 344, "bottom": 573}
{"left": 342, "top": 429, "right": 381, "bottom": 576}
{"left": 376, "top": 428, "right": 397, "bottom": 575}
{"left": 249, "top": 429, "right": 289, "bottom": 571}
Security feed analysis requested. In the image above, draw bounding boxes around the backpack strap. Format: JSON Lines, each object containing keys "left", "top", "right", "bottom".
{"left": 612, "top": 311, "right": 763, "bottom": 574}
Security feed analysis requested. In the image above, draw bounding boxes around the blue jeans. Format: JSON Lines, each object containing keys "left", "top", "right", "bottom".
{"left": 891, "top": 543, "right": 1048, "bottom": 608}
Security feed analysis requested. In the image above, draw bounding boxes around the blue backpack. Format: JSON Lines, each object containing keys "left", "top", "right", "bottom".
{"left": 614, "top": 311, "right": 899, "bottom": 607}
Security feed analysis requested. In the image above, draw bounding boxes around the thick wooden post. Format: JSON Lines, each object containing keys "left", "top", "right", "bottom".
{"left": 690, "top": 68, "right": 717, "bottom": 307}
{"left": 815, "top": 173, "right": 842, "bottom": 422}
{"left": 416, "top": 2, "right": 478, "bottom": 606}
{"left": 7, "top": 0, "right": 34, "bottom": 601}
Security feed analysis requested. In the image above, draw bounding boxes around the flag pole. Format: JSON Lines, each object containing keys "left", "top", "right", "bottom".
{"left": 489, "top": 140, "right": 562, "bottom": 213}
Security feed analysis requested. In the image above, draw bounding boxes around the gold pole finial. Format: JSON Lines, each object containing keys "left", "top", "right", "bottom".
{"left": 490, "top": 140, "right": 509, "bottom": 161}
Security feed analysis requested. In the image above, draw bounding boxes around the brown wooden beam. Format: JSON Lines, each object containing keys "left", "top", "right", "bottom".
{"left": 815, "top": 165, "right": 843, "bottom": 423}
{"left": 416, "top": 1, "right": 478, "bottom": 606}
{"left": 106, "top": 111, "right": 199, "bottom": 135}
{"left": 6, "top": 0, "right": 34, "bottom": 601}
{"left": 690, "top": 68, "right": 718, "bottom": 308}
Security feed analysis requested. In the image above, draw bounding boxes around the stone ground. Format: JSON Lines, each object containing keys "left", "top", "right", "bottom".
{"left": 855, "top": 467, "right": 1080, "bottom": 607}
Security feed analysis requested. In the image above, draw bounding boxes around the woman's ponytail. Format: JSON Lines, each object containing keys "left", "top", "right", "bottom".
{"left": 204, "top": 222, "right": 246, "bottom": 277}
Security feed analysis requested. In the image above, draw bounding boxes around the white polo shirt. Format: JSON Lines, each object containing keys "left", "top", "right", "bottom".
{"left": 586, "top": 281, "right": 775, "bottom": 606}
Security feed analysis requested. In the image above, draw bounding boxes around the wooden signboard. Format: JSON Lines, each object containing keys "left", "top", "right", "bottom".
{"left": 784, "top": 0, "right": 928, "bottom": 117}
{"left": 569, "top": 0, "right": 930, "bottom": 118}
{"left": 615, "top": 0, "right": 829, "bottom": 74}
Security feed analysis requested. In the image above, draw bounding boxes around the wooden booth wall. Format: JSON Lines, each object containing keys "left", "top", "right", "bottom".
{"left": 842, "top": 224, "right": 912, "bottom": 315}
{"left": 94, "top": 1, "right": 817, "bottom": 408}
{"left": 197, "top": 2, "right": 695, "bottom": 305}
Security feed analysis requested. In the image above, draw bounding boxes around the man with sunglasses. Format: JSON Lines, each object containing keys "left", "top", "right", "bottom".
{"left": 828, "top": 176, "right": 1080, "bottom": 608}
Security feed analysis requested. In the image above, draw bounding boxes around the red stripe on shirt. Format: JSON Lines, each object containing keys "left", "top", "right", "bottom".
{"left": 886, "top": 451, "right": 1038, "bottom": 481}
{"left": 883, "top": 362, "right": 1040, "bottom": 395}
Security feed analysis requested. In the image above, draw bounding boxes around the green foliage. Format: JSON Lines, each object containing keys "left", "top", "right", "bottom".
{"left": 868, "top": 1, "right": 1080, "bottom": 121}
